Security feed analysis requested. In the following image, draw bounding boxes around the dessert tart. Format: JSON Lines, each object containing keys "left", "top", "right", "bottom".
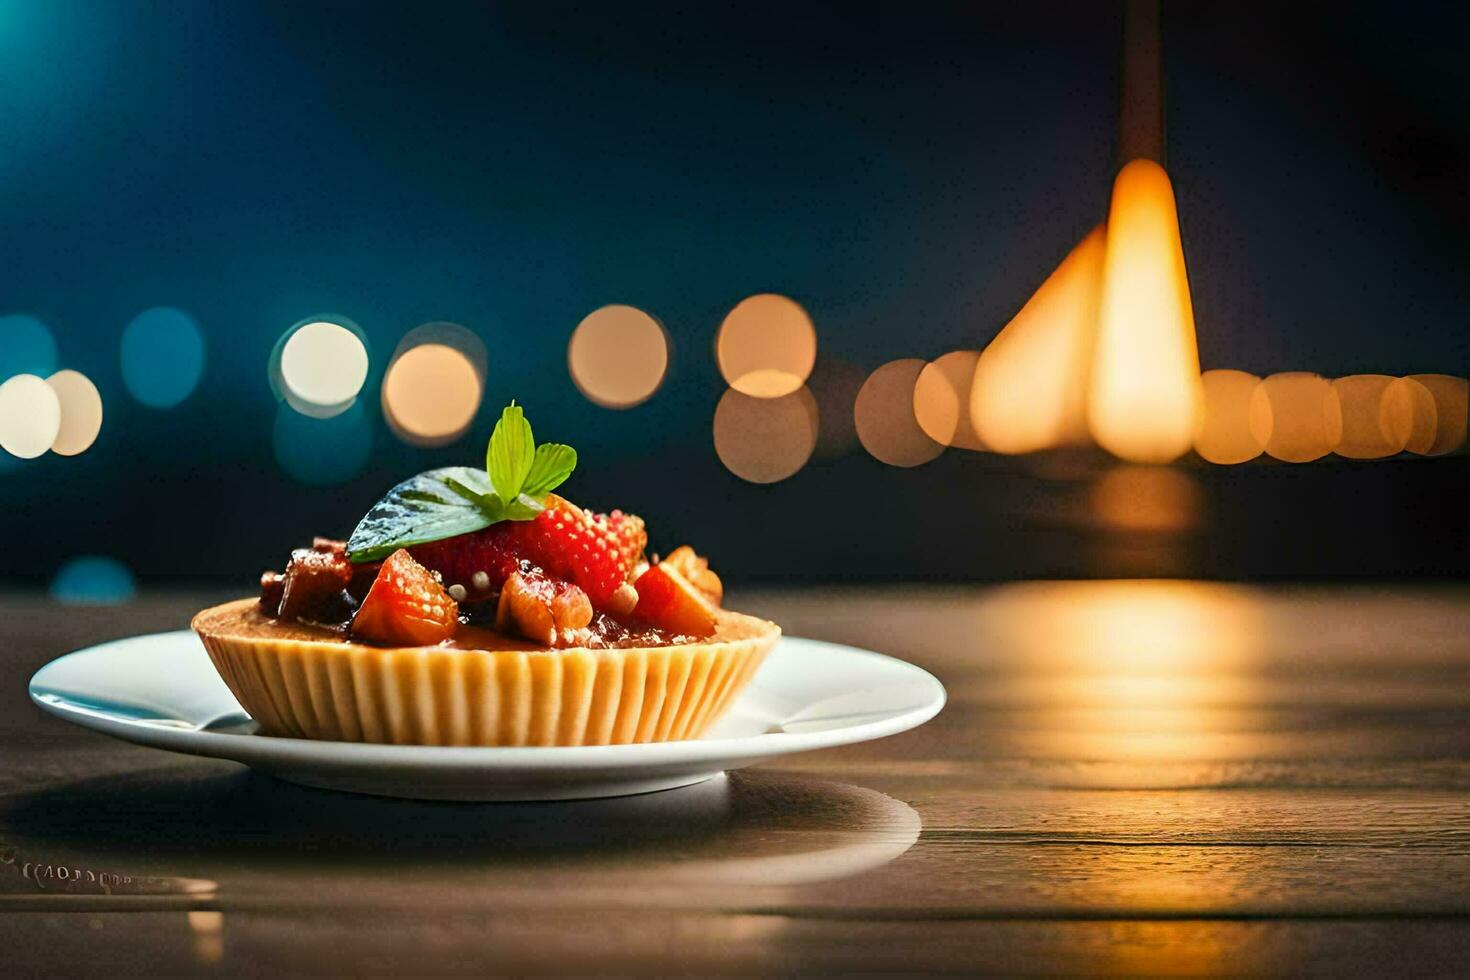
{"left": 193, "top": 404, "right": 779, "bottom": 746}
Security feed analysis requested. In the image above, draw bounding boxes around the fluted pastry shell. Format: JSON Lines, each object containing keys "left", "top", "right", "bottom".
{"left": 191, "top": 599, "right": 779, "bottom": 746}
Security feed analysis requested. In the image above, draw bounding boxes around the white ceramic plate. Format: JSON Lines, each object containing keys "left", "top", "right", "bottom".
{"left": 30, "top": 631, "right": 944, "bottom": 801}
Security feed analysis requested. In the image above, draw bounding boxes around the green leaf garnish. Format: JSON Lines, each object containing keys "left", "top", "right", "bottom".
{"left": 346, "top": 467, "right": 500, "bottom": 563}
{"left": 523, "top": 442, "right": 577, "bottom": 497}
{"left": 346, "top": 403, "right": 577, "bottom": 562}
{"left": 487, "top": 403, "right": 535, "bottom": 504}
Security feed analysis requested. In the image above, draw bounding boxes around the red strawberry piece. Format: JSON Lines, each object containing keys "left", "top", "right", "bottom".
{"left": 351, "top": 549, "right": 459, "bottom": 647}
{"left": 632, "top": 563, "right": 718, "bottom": 638}
{"left": 411, "top": 494, "right": 646, "bottom": 614}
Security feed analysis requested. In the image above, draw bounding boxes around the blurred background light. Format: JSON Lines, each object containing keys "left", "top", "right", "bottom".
{"left": 1088, "top": 160, "right": 1202, "bottom": 463}
{"left": 120, "top": 307, "right": 205, "bottom": 408}
{"left": 913, "top": 350, "right": 984, "bottom": 450}
{"left": 273, "top": 401, "right": 373, "bottom": 485}
{"left": 1327, "top": 374, "right": 1413, "bottom": 460}
{"left": 855, "top": 359, "right": 944, "bottom": 468}
{"left": 1089, "top": 464, "right": 1202, "bottom": 534}
{"left": 0, "top": 374, "right": 62, "bottom": 459}
{"left": 716, "top": 293, "right": 817, "bottom": 398}
{"left": 713, "top": 386, "right": 818, "bottom": 483}
{"left": 1405, "top": 374, "right": 1467, "bottom": 456}
{"left": 971, "top": 226, "right": 1105, "bottom": 454}
{"left": 568, "top": 304, "right": 669, "bottom": 409}
{"left": 1398, "top": 377, "right": 1439, "bottom": 456}
{"left": 49, "top": 556, "right": 137, "bottom": 605}
{"left": 1249, "top": 372, "right": 1337, "bottom": 463}
{"left": 45, "top": 369, "right": 103, "bottom": 456}
{"left": 272, "top": 318, "right": 370, "bottom": 419}
{"left": 0, "top": 314, "right": 58, "bottom": 380}
{"left": 382, "top": 322, "right": 486, "bottom": 447}
{"left": 1194, "top": 369, "right": 1263, "bottom": 464}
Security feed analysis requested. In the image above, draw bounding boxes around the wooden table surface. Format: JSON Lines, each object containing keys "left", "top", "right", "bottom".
{"left": 4, "top": 582, "right": 1470, "bottom": 976}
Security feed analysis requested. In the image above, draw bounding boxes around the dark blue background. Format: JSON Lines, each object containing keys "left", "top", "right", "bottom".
{"left": 2, "top": 1, "right": 1467, "bottom": 585}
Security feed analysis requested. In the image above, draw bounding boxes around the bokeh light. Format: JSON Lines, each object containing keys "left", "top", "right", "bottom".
{"left": 120, "top": 306, "right": 205, "bottom": 408}
{"left": 716, "top": 293, "right": 817, "bottom": 398}
{"left": 971, "top": 226, "right": 1105, "bottom": 454}
{"left": 913, "top": 350, "right": 984, "bottom": 450}
{"left": 50, "top": 556, "right": 137, "bottom": 605}
{"left": 1327, "top": 374, "right": 1413, "bottom": 459}
{"left": 1090, "top": 465, "right": 1202, "bottom": 533}
{"left": 0, "top": 374, "right": 61, "bottom": 459}
{"left": 273, "top": 401, "right": 373, "bottom": 485}
{"left": 1194, "top": 369, "right": 1263, "bottom": 464}
{"left": 854, "top": 359, "right": 944, "bottom": 468}
{"left": 1398, "top": 377, "right": 1438, "bottom": 456}
{"left": 568, "top": 304, "right": 669, "bottom": 409}
{"left": 0, "top": 313, "right": 58, "bottom": 379}
{"left": 1248, "top": 372, "right": 1337, "bottom": 463}
{"left": 382, "top": 322, "right": 486, "bottom": 447}
{"left": 713, "top": 386, "right": 818, "bottom": 483}
{"left": 1088, "top": 160, "right": 1202, "bottom": 463}
{"left": 45, "top": 369, "right": 103, "bottom": 456}
{"left": 1405, "top": 374, "right": 1467, "bottom": 456}
{"left": 273, "top": 318, "right": 369, "bottom": 419}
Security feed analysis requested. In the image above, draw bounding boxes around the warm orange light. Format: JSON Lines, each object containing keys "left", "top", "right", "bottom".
{"left": 1327, "top": 375, "right": 1413, "bottom": 459}
{"left": 1087, "top": 160, "right": 1202, "bottom": 463}
{"left": 1194, "top": 369, "right": 1263, "bottom": 464}
{"left": 913, "top": 350, "right": 984, "bottom": 450}
{"left": 1090, "top": 465, "right": 1201, "bottom": 534}
{"left": 712, "top": 386, "right": 818, "bottom": 483}
{"left": 1248, "top": 372, "right": 1336, "bottom": 462}
{"left": 382, "top": 343, "right": 483, "bottom": 447}
{"left": 971, "top": 226, "right": 1106, "bottom": 453}
{"left": 716, "top": 294, "right": 817, "bottom": 398}
{"left": 1406, "top": 374, "right": 1468, "bottom": 456}
{"left": 854, "top": 359, "right": 945, "bottom": 468}
{"left": 568, "top": 305, "right": 669, "bottom": 409}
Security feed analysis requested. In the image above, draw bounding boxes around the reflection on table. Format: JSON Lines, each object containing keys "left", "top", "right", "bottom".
{"left": 3, "top": 582, "right": 1470, "bottom": 974}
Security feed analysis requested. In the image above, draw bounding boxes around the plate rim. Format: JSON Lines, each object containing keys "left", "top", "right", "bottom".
{"left": 29, "top": 630, "right": 946, "bottom": 770}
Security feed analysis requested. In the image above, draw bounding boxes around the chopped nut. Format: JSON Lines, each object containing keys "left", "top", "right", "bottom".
{"left": 607, "top": 582, "right": 639, "bottom": 618}
{"left": 496, "top": 572, "right": 556, "bottom": 646}
{"left": 550, "top": 584, "right": 593, "bottom": 631}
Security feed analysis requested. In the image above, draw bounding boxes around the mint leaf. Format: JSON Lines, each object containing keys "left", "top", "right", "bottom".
{"left": 443, "top": 475, "right": 493, "bottom": 507}
{"left": 500, "top": 493, "right": 547, "bottom": 521}
{"left": 346, "top": 403, "right": 580, "bottom": 561}
{"left": 346, "top": 467, "right": 498, "bottom": 562}
{"left": 486, "top": 403, "right": 534, "bottom": 503}
{"left": 523, "top": 443, "right": 577, "bottom": 498}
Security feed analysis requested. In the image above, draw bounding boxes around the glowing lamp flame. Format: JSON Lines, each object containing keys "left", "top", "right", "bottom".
{"left": 971, "top": 225, "right": 1106, "bottom": 453}
{"left": 1087, "top": 159, "right": 1202, "bottom": 463}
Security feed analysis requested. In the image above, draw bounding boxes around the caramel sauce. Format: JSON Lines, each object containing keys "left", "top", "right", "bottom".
{"left": 206, "top": 600, "right": 692, "bottom": 652}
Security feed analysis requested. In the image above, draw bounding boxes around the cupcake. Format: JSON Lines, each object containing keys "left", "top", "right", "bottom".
{"left": 192, "top": 403, "right": 779, "bottom": 746}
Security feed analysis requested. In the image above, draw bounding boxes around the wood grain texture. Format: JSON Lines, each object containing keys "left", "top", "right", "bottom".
{"left": 3, "top": 583, "right": 1470, "bottom": 975}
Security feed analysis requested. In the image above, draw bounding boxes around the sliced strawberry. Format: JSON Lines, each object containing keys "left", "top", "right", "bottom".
{"left": 351, "top": 549, "right": 459, "bottom": 647}
{"left": 411, "top": 494, "right": 646, "bottom": 614}
{"left": 632, "top": 563, "right": 718, "bottom": 637}
{"left": 661, "top": 546, "right": 723, "bottom": 606}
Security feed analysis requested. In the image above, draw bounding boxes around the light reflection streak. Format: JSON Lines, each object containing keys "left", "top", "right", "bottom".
{"left": 977, "top": 581, "right": 1268, "bottom": 763}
